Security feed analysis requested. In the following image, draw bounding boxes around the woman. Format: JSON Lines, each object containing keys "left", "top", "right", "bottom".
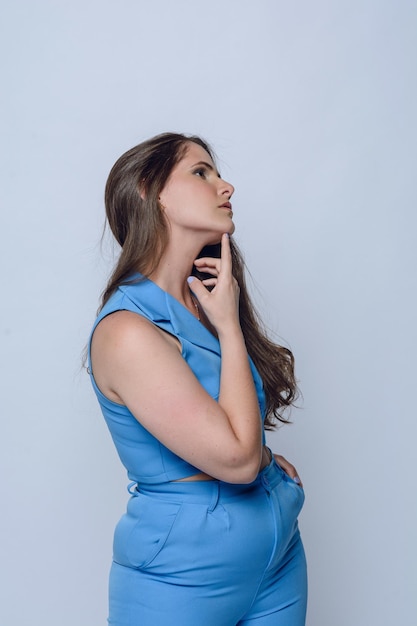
{"left": 88, "top": 132, "right": 307, "bottom": 625}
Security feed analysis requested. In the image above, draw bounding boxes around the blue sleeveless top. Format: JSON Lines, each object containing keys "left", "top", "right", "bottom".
{"left": 89, "top": 275, "right": 267, "bottom": 484}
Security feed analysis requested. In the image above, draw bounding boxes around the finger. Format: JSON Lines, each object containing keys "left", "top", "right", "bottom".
{"left": 194, "top": 258, "right": 221, "bottom": 273}
{"left": 201, "top": 278, "right": 217, "bottom": 288}
{"left": 194, "top": 256, "right": 220, "bottom": 264}
{"left": 193, "top": 264, "right": 219, "bottom": 277}
{"left": 187, "top": 276, "right": 210, "bottom": 300}
{"left": 220, "top": 233, "right": 232, "bottom": 274}
{"left": 273, "top": 454, "right": 303, "bottom": 487}
{"left": 291, "top": 474, "right": 303, "bottom": 487}
{"left": 275, "top": 455, "right": 293, "bottom": 475}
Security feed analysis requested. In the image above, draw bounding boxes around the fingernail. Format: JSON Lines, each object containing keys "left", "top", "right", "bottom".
{"left": 293, "top": 476, "right": 301, "bottom": 484}
{"left": 187, "top": 276, "right": 195, "bottom": 284}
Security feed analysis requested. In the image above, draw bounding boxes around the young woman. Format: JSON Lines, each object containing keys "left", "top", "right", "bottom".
{"left": 88, "top": 133, "right": 307, "bottom": 625}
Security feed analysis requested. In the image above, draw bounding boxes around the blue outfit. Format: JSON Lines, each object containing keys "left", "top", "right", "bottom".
{"left": 89, "top": 275, "right": 307, "bottom": 625}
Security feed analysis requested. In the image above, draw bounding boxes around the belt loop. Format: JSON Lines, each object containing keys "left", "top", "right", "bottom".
{"left": 127, "top": 481, "right": 139, "bottom": 496}
{"left": 208, "top": 482, "right": 220, "bottom": 512}
{"left": 261, "top": 474, "right": 271, "bottom": 495}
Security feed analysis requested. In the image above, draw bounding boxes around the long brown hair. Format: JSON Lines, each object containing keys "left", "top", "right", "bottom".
{"left": 102, "top": 132, "right": 298, "bottom": 427}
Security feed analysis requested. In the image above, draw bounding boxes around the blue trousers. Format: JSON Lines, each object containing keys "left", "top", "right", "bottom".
{"left": 108, "top": 456, "right": 307, "bottom": 625}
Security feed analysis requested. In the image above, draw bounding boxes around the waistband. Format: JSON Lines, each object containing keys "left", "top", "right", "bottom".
{"left": 133, "top": 455, "right": 286, "bottom": 505}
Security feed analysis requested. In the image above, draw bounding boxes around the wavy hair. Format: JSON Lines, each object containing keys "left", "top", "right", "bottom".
{"left": 101, "top": 132, "right": 298, "bottom": 427}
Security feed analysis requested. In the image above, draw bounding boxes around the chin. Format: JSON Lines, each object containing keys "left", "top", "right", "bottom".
{"left": 203, "top": 221, "right": 235, "bottom": 245}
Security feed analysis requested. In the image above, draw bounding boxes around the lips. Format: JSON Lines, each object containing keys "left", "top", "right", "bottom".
{"left": 220, "top": 202, "right": 232, "bottom": 210}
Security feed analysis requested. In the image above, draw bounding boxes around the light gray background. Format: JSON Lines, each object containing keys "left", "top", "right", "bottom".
{"left": 1, "top": 1, "right": 416, "bottom": 624}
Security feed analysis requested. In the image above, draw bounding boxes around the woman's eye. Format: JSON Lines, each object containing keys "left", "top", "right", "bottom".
{"left": 194, "top": 168, "right": 206, "bottom": 178}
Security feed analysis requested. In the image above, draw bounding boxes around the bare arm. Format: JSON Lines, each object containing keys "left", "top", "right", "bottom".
{"left": 91, "top": 234, "right": 263, "bottom": 483}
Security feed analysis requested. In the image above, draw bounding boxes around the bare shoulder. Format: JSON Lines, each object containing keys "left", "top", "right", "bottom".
{"left": 91, "top": 310, "right": 181, "bottom": 403}
{"left": 92, "top": 310, "right": 180, "bottom": 353}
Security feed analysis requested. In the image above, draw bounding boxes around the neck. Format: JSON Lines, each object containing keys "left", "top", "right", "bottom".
{"left": 147, "top": 237, "right": 205, "bottom": 308}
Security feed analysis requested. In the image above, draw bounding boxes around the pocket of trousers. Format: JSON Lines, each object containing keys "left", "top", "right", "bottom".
{"left": 273, "top": 459, "right": 305, "bottom": 517}
{"left": 113, "top": 493, "right": 182, "bottom": 569}
{"left": 284, "top": 475, "right": 305, "bottom": 517}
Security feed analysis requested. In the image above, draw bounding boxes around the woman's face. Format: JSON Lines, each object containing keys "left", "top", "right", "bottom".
{"left": 158, "top": 142, "right": 235, "bottom": 243}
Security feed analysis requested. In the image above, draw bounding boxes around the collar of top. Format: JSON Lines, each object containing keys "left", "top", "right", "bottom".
{"left": 118, "top": 273, "right": 221, "bottom": 356}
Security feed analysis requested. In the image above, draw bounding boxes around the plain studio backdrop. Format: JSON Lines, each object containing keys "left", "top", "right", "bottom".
{"left": 1, "top": 1, "right": 416, "bottom": 624}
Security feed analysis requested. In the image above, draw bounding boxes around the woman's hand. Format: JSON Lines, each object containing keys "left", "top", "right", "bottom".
{"left": 273, "top": 454, "right": 303, "bottom": 488}
{"left": 91, "top": 229, "right": 263, "bottom": 483}
{"left": 188, "top": 234, "right": 240, "bottom": 336}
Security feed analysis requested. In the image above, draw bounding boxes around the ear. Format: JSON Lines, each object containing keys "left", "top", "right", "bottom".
{"left": 139, "top": 180, "right": 146, "bottom": 201}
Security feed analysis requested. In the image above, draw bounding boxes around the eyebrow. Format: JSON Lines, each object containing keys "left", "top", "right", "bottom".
{"left": 191, "top": 160, "right": 221, "bottom": 177}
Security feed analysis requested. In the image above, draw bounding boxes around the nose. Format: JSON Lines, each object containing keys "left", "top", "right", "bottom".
{"left": 219, "top": 178, "right": 234, "bottom": 198}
